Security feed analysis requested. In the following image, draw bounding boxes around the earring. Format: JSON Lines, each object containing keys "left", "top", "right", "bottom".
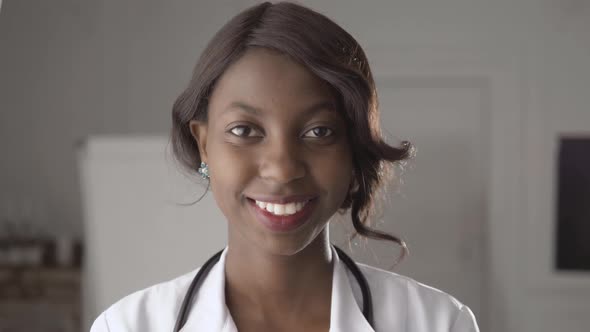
{"left": 197, "top": 162, "right": 210, "bottom": 180}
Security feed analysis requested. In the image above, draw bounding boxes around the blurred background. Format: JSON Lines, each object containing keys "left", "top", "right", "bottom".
{"left": 0, "top": 0, "right": 589, "bottom": 331}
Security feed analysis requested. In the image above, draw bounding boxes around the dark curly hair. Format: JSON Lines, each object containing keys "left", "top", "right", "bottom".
{"left": 170, "top": 1, "right": 414, "bottom": 262}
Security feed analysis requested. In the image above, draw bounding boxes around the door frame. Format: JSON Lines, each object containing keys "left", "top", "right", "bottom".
{"left": 366, "top": 44, "right": 524, "bottom": 332}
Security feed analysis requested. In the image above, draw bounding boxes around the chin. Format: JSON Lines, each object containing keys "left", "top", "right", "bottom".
{"left": 257, "top": 225, "right": 328, "bottom": 257}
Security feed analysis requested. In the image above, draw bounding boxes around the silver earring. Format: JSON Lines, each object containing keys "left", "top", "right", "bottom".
{"left": 197, "top": 162, "right": 209, "bottom": 179}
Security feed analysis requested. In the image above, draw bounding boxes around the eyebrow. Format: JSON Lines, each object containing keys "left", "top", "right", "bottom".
{"left": 223, "top": 100, "right": 336, "bottom": 116}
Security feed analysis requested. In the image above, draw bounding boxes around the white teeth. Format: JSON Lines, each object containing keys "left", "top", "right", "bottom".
{"left": 254, "top": 200, "right": 309, "bottom": 216}
{"left": 265, "top": 204, "right": 274, "bottom": 213}
{"left": 285, "top": 203, "right": 296, "bottom": 215}
{"left": 274, "top": 204, "right": 285, "bottom": 215}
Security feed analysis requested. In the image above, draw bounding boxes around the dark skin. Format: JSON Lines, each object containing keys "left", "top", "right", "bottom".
{"left": 189, "top": 48, "right": 354, "bottom": 332}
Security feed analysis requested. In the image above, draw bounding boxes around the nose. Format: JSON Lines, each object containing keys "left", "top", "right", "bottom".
{"left": 259, "top": 137, "right": 306, "bottom": 184}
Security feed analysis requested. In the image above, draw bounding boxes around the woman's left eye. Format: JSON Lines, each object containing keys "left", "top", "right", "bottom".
{"left": 303, "top": 126, "right": 334, "bottom": 138}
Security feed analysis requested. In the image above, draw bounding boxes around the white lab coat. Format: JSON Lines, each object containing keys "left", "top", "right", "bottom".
{"left": 90, "top": 245, "right": 479, "bottom": 331}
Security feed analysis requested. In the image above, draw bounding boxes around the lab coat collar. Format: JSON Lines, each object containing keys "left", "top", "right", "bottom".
{"left": 181, "top": 245, "right": 375, "bottom": 332}
{"left": 179, "top": 247, "right": 233, "bottom": 332}
{"left": 329, "top": 245, "right": 375, "bottom": 332}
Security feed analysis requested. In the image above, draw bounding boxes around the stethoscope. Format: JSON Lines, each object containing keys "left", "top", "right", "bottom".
{"left": 173, "top": 245, "right": 373, "bottom": 331}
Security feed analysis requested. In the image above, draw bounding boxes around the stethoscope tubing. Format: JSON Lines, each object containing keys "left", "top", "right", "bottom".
{"left": 173, "top": 245, "right": 373, "bottom": 331}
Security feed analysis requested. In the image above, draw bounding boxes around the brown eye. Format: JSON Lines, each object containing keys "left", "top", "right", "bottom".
{"left": 229, "top": 125, "right": 261, "bottom": 137}
{"left": 303, "top": 126, "right": 333, "bottom": 138}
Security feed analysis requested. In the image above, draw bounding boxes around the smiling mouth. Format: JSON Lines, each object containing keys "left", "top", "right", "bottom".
{"left": 246, "top": 196, "right": 319, "bottom": 232}
{"left": 251, "top": 199, "right": 313, "bottom": 216}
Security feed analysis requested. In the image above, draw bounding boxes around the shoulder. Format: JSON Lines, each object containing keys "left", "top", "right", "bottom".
{"left": 90, "top": 268, "right": 200, "bottom": 332}
{"left": 357, "top": 264, "right": 479, "bottom": 331}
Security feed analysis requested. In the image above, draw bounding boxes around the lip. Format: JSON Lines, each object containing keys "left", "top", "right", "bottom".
{"left": 246, "top": 196, "right": 318, "bottom": 233}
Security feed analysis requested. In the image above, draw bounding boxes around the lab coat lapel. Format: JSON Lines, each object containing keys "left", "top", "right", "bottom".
{"left": 180, "top": 247, "right": 237, "bottom": 332}
{"left": 329, "top": 246, "right": 375, "bottom": 332}
{"left": 180, "top": 246, "right": 375, "bottom": 332}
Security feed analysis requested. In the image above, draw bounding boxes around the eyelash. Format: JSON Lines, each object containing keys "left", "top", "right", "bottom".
{"left": 304, "top": 126, "right": 334, "bottom": 138}
{"left": 227, "top": 125, "right": 334, "bottom": 139}
{"left": 229, "top": 125, "right": 261, "bottom": 138}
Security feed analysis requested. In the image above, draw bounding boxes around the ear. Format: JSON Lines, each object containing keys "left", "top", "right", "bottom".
{"left": 189, "top": 120, "right": 208, "bottom": 163}
{"left": 338, "top": 170, "right": 358, "bottom": 210}
{"left": 350, "top": 170, "right": 359, "bottom": 192}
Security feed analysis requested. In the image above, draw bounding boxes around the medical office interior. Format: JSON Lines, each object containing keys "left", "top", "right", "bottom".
{"left": 0, "top": 0, "right": 589, "bottom": 331}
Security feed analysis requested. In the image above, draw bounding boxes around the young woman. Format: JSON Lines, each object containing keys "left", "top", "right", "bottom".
{"left": 91, "top": 2, "right": 479, "bottom": 331}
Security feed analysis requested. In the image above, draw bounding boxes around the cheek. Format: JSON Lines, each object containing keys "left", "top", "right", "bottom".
{"left": 207, "top": 144, "right": 256, "bottom": 208}
{"left": 310, "top": 146, "right": 353, "bottom": 203}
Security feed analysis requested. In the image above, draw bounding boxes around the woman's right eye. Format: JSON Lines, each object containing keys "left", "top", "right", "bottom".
{"left": 229, "top": 125, "right": 262, "bottom": 138}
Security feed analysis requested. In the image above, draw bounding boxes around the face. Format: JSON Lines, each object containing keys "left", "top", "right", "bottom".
{"left": 190, "top": 48, "right": 353, "bottom": 256}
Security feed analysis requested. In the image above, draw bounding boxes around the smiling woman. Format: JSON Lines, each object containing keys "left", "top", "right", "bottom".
{"left": 90, "top": 2, "right": 479, "bottom": 332}
{"left": 189, "top": 48, "right": 355, "bottom": 257}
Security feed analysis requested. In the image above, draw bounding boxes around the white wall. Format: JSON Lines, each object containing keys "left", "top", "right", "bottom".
{"left": 2, "top": 1, "right": 589, "bottom": 331}
{"left": 519, "top": 3, "right": 590, "bottom": 329}
{"left": 78, "top": 136, "right": 230, "bottom": 329}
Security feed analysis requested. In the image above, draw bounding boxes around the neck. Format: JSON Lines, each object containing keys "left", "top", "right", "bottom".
{"left": 224, "top": 228, "right": 333, "bottom": 325}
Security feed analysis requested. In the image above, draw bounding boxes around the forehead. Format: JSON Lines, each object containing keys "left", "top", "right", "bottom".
{"left": 208, "top": 48, "right": 335, "bottom": 114}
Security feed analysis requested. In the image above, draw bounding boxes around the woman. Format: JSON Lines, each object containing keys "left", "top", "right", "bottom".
{"left": 91, "top": 2, "right": 479, "bottom": 331}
